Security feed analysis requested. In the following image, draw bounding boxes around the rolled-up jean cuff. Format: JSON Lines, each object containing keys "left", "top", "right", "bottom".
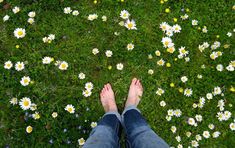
{"left": 103, "top": 111, "right": 121, "bottom": 122}
{"left": 122, "top": 105, "right": 140, "bottom": 116}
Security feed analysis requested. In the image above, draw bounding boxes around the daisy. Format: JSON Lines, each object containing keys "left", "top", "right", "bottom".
{"left": 179, "top": 47, "right": 189, "bottom": 56}
{"left": 92, "top": 48, "right": 99, "bottom": 55}
{"left": 105, "top": 50, "right": 113, "bottom": 57}
{"left": 230, "top": 123, "right": 235, "bottom": 130}
{"left": 3, "top": 15, "right": 10, "bottom": 22}
{"left": 160, "top": 22, "right": 170, "bottom": 32}
{"left": 59, "top": 61, "right": 68, "bottom": 70}
{"left": 26, "top": 126, "right": 33, "bottom": 133}
{"left": 212, "top": 131, "right": 220, "bottom": 138}
{"left": 192, "top": 20, "right": 198, "bottom": 26}
{"left": 227, "top": 32, "right": 232, "bottom": 37}
{"left": 160, "top": 100, "right": 166, "bottom": 107}
{"left": 157, "top": 59, "right": 165, "bottom": 66}
{"left": 72, "top": 10, "right": 79, "bottom": 16}
{"left": 180, "top": 14, "right": 189, "bottom": 20}
{"left": 42, "top": 57, "right": 53, "bottom": 64}
{"left": 12, "top": 6, "right": 20, "bottom": 14}
{"left": 48, "top": 34, "right": 55, "bottom": 40}
{"left": 27, "top": 18, "right": 34, "bottom": 24}
{"left": 208, "top": 124, "right": 215, "bottom": 130}
{"left": 148, "top": 69, "right": 154, "bottom": 75}
{"left": 91, "top": 122, "right": 97, "bottom": 128}
{"left": 30, "top": 103, "right": 37, "bottom": 111}
{"left": 202, "top": 131, "right": 210, "bottom": 138}
{"left": 213, "top": 86, "right": 222, "bottom": 95}
{"left": 64, "top": 7, "right": 72, "bottom": 14}
{"left": 206, "top": 93, "right": 213, "bottom": 99}
{"left": 166, "top": 30, "right": 173, "bottom": 37}
{"left": 28, "top": 11, "right": 36, "bottom": 17}
{"left": 65, "top": 104, "right": 75, "bottom": 113}
{"left": 172, "top": 24, "right": 181, "bottom": 33}
{"left": 166, "top": 115, "right": 172, "bottom": 121}
{"left": 19, "top": 97, "right": 31, "bottom": 110}
{"left": 161, "top": 37, "right": 174, "bottom": 48}
{"left": 4, "top": 61, "right": 13, "bottom": 69}
{"left": 171, "top": 126, "right": 177, "bottom": 133}
{"left": 88, "top": 14, "right": 98, "bottom": 21}
{"left": 52, "top": 112, "right": 58, "bottom": 118}
{"left": 83, "top": 89, "right": 92, "bottom": 97}
{"left": 216, "top": 64, "right": 223, "bottom": 71}
{"left": 195, "top": 114, "right": 203, "bottom": 122}
{"left": 195, "top": 134, "right": 202, "bottom": 141}
{"left": 120, "top": 10, "right": 130, "bottom": 19}
{"left": 202, "top": 26, "right": 208, "bottom": 33}
{"left": 32, "top": 112, "right": 40, "bottom": 120}
{"left": 15, "top": 62, "right": 24, "bottom": 71}
{"left": 127, "top": 43, "right": 134, "bottom": 51}
{"left": 102, "top": 15, "right": 107, "bottom": 21}
{"left": 226, "top": 65, "right": 234, "bottom": 71}
{"left": 175, "top": 136, "right": 181, "bottom": 142}
{"left": 186, "top": 131, "right": 192, "bottom": 137}
{"left": 85, "top": 82, "right": 93, "bottom": 90}
{"left": 155, "top": 50, "right": 161, "bottom": 56}
{"left": 181, "top": 76, "right": 188, "bottom": 83}
{"left": 78, "top": 138, "right": 85, "bottom": 146}
{"left": 78, "top": 73, "right": 85, "bottom": 79}
{"left": 191, "top": 140, "right": 199, "bottom": 147}
{"left": 116, "top": 63, "right": 124, "bottom": 70}
{"left": 20, "top": 76, "right": 31, "bottom": 86}
{"left": 167, "top": 46, "right": 175, "bottom": 53}
{"left": 14, "top": 28, "right": 26, "bottom": 39}
{"left": 174, "top": 109, "right": 182, "bottom": 117}
{"left": 188, "top": 118, "right": 195, "bottom": 125}
{"left": 156, "top": 88, "right": 165, "bottom": 96}
{"left": 184, "top": 88, "right": 193, "bottom": 97}
{"left": 10, "top": 97, "right": 18, "bottom": 105}
{"left": 124, "top": 19, "right": 137, "bottom": 30}
{"left": 167, "top": 109, "right": 174, "bottom": 116}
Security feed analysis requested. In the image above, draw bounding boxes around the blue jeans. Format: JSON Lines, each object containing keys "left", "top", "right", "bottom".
{"left": 84, "top": 106, "right": 169, "bottom": 148}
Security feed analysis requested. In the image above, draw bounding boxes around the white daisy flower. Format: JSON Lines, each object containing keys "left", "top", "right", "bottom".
{"left": 226, "top": 65, "right": 234, "bottom": 71}
{"left": 48, "top": 34, "right": 55, "bottom": 40}
{"left": 32, "top": 112, "right": 40, "bottom": 120}
{"left": 28, "top": 11, "right": 36, "bottom": 17}
{"left": 26, "top": 125, "right": 33, "bottom": 133}
{"left": 202, "top": 131, "right": 210, "bottom": 138}
{"left": 72, "top": 10, "right": 79, "bottom": 16}
{"left": 3, "top": 15, "right": 10, "bottom": 22}
{"left": 64, "top": 7, "right": 72, "bottom": 14}
{"left": 14, "top": 28, "right": 26, "bottom": 39}
{"left": 78, "top": 73, "right": 85, "bottom": 79}
{"left": 127, "top": 43, "right": 134, "bottom": 51}
{"left": 179, "top": 46, "right": 189, "bottom": 56}
{"left": 206, "top": 93, "right": 213, "bottom": 99}
{"left": 20, "top": 76, "right": 31, "bottom": 86}
{"left": 195, "top": 134, "right": 202, "bottom": 141}
{"left": 184, "top": 88, "right": 193, "bottom": 97}
{"left": 116, "top": 63, "right": 124, "bottom": 70}
{"left": 202, "top": 26, "right": 208, "bottom": 33}
{"left": 157, "top": 59, "right": 165, "bottom": 66}
{"left": 124, "top": 19, "right": 137, "bottom": 30}
{"left": 156, "top": 88, "right": 165, "bottom": 96}
{"left": 148, "top": 69, "right": 154, "bottom": 75}
{"left": 4, "top": 61, "right": 13, "bottom": 69}
{"left": 216, "top": 64, "right": 223, "bottom": 71}
{"left": 160, "top": 100, "right": 166, "bottom": 107}
{"left": 120, "top": 10, "right": 130, "bottom": 19}
{"left": 213, "top": 86, "right": 222, "bottom": 95}
{"left": 174, "top": 109, "right": 182, "bottom": 117}
{"left": 91, "top": 122, "right": 97, "bottom": 128}
{"left": 212, "top": 131, "right": 220, "bottom": 138}
{"left": 175, "top": 135, "right": 181, "bottom": 142}
{"left": 171, "top": 126, "right": 177, "bottom": 133}
{"left": 172, "top": 24, "right": 181, "bottom": 33}
{"left": 192, "top": 20, "right": 198, "bottom": 26}
{"left": 191, "top": 140, "right": 199, "bottom": 147}
{"left": 92, "top": 48, "right": 99, "bottom": 55}
{"left": 15, "top": 62, "right": 25, "bottom": 71}
{"left": 230, "top": 123, "right": 235, "bottom": 130}
{"left": 160, "top": 22, "right": 170, "bottom": 32}
{"left": 166, "top": 30, "right": 173, "bottom": 37}
{"left": 58, "top": 61, "right": 68, "bottom": 70}
{"left": 181, "top": 76, "right": 188, "bottom": 83}
{"left": 83, "top": 89, "right": 92, "bottom": 97}
{"left": 78, "top": 138, "right": 85, "bottom": 146}
{"left": 42, "top": 57, "right": 53, "bottom": 64}
{"left": 105, "top": 50, "right": 113, "bottom": 57}
{"left": 180, "top": 14, "right": 189, "bottom": 20}
{"left": 102, "top": 15, "right": 107, "bottom": 21}
{"left": 166, "top": 115, "right": 172, "bottom": 121}
{"left": 195, "top": 114, "right": 203, "bottom": 122}
{"left": 85, "top": 82, "right": 93, "bottom": 90}
{"left": 52, "top": 112, "right": 58, "bottom": 118}
{"left": 167, "top": 109, "right": 174, "bottom": 116}
{"left": 30, "top": 103, "right": 37, "bottom": 111}
{"left": 208, "top": 124, "right": 215, "bottom": 130}
{"left": 27, "top": 18, "right": 34, "bottom": 24}
{"left": 12, "top": 6, "right": 20, "bottom": 14}
{"left": 227, "top": 32, "right": 232, "bottom": 37}
{"left": 10, "top": 97, "right": 18, "bottom": 105}
{"left": 65, "top": 104, "right": 75, "bottom": 113}
{"left": 161, "top": 37, "right": 174, "bottom": 48}
{"left": 19, "top": 97, "right": 31, "bottom": 110}
{"left": 188, "top": 118, "right": 195, "bottom": 125}
{"left": 88, "top": 14, "right": 98, "bottom": 21}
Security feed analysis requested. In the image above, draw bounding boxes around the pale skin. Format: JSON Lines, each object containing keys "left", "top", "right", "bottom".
{"left": 100, "top": 78, "right": 143, "bottom": 113}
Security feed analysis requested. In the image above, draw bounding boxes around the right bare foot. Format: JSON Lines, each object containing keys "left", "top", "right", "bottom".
{"left": 125, "top": 78, "right": 143, "bottom": 108}
{"left": 100, "top": 83, "right": 118, "bottom": 113}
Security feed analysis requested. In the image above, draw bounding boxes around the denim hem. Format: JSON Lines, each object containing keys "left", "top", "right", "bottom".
{"left": 103, "top": 111, "right": 121, "bottom": 122}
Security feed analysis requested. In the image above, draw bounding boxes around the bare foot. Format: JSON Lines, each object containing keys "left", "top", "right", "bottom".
{"left": 125, "top": 78, "right": 143, "bottom": 108}
{"left": 100, "top": 83, "right": 118, "bottom": 113}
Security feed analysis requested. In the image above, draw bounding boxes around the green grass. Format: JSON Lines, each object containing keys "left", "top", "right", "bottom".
{"left": 0, "top": 0, "right": 235, "bottom": 147}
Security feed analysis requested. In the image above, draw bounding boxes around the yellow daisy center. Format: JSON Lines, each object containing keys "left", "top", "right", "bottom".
{"left": 23, "top": 101, "right": 29, "bottom": 106}
{"left": 128, "top": 23, "right": 133, "bottom": 28}
{"left": 24, "top": 79, "right": 29, "bottom": 83}
{"left": 18, "top": 31, "right": 23, "bottom": 36}
{"left": 68, "top": 107, "right": 73, "bottom": 112}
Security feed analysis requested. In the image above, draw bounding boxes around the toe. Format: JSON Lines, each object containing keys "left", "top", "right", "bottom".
{"left": 105, "top": 84, "right": 109, "bottom": 91}
{"left": 135, "top": 79, "right": 139, "bottom": 85}
{"left": 107, "top": 83, "right": 112, "bottom": 90}
{"left": 132, "top": 78, "right": 137, "bottom": 85}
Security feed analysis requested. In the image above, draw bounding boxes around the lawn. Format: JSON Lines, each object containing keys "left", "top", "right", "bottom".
{"left": 0, "top": 0, "right": 235, "bottom": 147}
